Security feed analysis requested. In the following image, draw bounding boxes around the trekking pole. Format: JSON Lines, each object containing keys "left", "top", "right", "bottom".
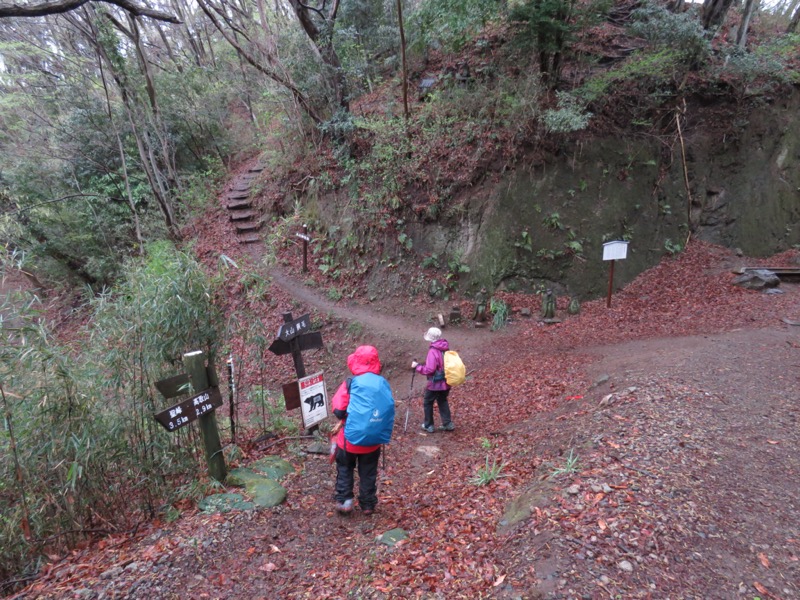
{"left": 404, "top": 369, "right": 416, "bottom": 432}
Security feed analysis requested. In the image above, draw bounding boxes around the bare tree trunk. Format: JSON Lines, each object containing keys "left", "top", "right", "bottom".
{"left": 782, "top": 0, "right": 800, "bottom": 18}
{"left": 789, "top": 4, "right": 800, "bottom": 32}
{"left": 736, "top": 0, "right": 759, "bottom": 47}
{"left": 66, "top": 9, "right": 180, "bottom": 237}
{"left": 397, "top": 0, "right": 409, "bottom": 124}
{"left": 702, "top": 0, "right": 736, "bottom": 30}
{"left": 97, "top": 49, "right": 144, "bottom": 253}
{"left": 124, "top": 16, "right": 181, "bottom": 193}
{"left": 0, "top": 0, "right": 180, "bottom": 22}
{"left": 287, "top": 0, "right": 349, "bottom": 112}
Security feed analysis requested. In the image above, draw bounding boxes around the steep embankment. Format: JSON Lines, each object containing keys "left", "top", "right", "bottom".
{"left": 400, "top": 87, "right": 800, "bottom": 301}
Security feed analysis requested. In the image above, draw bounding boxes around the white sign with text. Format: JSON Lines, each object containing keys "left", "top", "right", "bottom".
{"left": 299, "top": 371, "right": 329, "bottom": 428}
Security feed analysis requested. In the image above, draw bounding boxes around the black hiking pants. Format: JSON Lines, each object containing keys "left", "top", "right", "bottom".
{"left": 423, "top": 388, "right": 452, "bottom": 429}
{"left": 335, "top": 446, "right": 380, "bottom": 510}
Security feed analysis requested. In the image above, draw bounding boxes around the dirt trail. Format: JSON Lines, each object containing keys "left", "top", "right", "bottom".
{"left": 494, "top": 326, "right": 800, "bottom": 599}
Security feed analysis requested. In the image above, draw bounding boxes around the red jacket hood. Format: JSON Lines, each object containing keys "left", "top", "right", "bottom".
{"left": 347, "top": 345, "right": 381, "bottom": 376}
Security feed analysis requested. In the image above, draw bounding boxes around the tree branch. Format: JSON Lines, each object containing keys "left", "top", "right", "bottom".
{"left": 296, "top": 0, "right": 324, "bottom": 20}
{"left": 0, "top": 0, "right": 182, "bottom": 23}
{"left": 5, "top": 193, "right": 107, "bottom": 215}
{"left": 196, "top": 0, "right": 322, "bottom": 123}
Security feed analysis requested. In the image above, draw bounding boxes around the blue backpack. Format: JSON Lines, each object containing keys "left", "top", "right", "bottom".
{"left": 343, "top": 372, "right": 395, "bottom": 446}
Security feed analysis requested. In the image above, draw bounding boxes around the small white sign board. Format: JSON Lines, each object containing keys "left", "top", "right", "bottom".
{"left": 299, "top": 371, "right": 329, "bottom": 429}
{"left": 603, "top": 240, "right": 629, "bottom": 261}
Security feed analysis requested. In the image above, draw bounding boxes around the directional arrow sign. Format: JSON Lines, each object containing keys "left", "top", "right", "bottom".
{"left": 154, "top": 373, "right": 190, "bottom": 399}
{"left": 277, "top": 313, "right": 311, "bottom": 342}
{"left": 268, "top": 331, "right": 323, "bottom": 356}
{"left": 154, "top": 387, "right": 223, "bottom": 432}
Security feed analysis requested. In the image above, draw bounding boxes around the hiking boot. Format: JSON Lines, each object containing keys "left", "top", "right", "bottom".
{"left": 336, "top": 499, "right": 354, "bottom": 514}
{"left": 437, "top": 422, "right": 455, "bottom": 432}
{"left": 421, "top": 424, "right": 434, "bottom": 433}
{"left": 361, "top": 506, "right": 375, "bottom": 516}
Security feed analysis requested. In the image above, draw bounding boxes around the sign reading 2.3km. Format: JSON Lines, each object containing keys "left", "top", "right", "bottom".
{"left": 154, "top": 387, "right": 223, "bottom": 432}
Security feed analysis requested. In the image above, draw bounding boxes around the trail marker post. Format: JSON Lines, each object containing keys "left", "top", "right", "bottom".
{"left": 295, "top": 225, "right": 311, "bottom": 273}
{"left": 603, "top": 240, "right": 629, "bottom": 308}
{"left": 227, "top": 353, "right": 236, "bottom": 445}
{"left": 268, "top": 312, "right": 326, "bottom": 433}
{"left": 153, "top": 350, "right": 227, "bottom": 482}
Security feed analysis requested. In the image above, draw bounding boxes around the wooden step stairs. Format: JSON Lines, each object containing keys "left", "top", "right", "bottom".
{"left": 230, "top": 209, "right": 258, "bottom": 221}
{"left": 238, "top": 233, "right": 261, "bottom": 244}
{"left": 223, "top": 168, "right": 265, "bottom": 244}
{"left": 235, "top": 221, "right": 262, "bottom": 233}
{"left": 226, "top": 199, "right": 252, "bottom": 210}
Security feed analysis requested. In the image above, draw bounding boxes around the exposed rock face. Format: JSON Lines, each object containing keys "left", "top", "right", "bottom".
{"left": 733, "top": 269, "right": 780, "bottom": 289}
{"left": 417, "top": 89, "right": 800, "bottom": 299}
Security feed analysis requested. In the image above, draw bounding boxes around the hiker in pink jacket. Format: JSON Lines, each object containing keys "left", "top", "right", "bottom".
{"left": 411, "top": 327, "right": 454, "bottom": 433}
{"left": 331, "top": 345, "right": 390, "bottom": 515}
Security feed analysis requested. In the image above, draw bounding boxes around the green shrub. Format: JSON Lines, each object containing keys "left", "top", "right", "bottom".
{"left": 490, "top": 298, "right": 509, "bottom": 331}
{"left": 542, "top": 92, "right": 592, "bottom": 133}
{"left": 629, "top": 2, "right": 710, "bottom": 65}
{"left": 410, "top": 0, "right": 501, "bottom": 52}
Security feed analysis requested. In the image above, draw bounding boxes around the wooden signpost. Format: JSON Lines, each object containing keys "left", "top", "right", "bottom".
{"left": 154, "top": 386, "right": 223, "bottom": 432}
{"left": 269, "top": 312, "right": 326, "bottom": 432}
{"left": 603, "top": 240, "right": 629, "bottom": 308}
{"left": 153, "top": 350, "right": 227, "bottom": 482}
{"left": 276, "top": 312, "right": 311, "bottom": 342}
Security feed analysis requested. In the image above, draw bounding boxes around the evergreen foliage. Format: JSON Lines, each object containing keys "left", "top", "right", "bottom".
{"left": 410, "top": 0, "right": 502, "bottom": 51}
{"left": 629, "top": 2, "right": 711, "bottom": 66}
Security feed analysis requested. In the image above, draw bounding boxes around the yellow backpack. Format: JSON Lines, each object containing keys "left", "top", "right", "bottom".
{"left": 443, "top": 350, "right": 466, "bottom": 387}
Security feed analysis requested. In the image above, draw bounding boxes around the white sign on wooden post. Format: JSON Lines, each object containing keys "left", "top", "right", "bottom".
{"left": 299, "top": 371, "right": 329, "bottom": 429}
{"left": 602, "top": 240, "right": 629, "bottom": 261}
{"left": 602, "top": 240, "right": 629, "bottom": 308}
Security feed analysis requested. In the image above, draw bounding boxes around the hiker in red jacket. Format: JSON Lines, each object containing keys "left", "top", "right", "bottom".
{"left": 331, "top": 345, "right": 393, "bottom": 515}
{"left": 411, "top": 327, "right": 455, "bottom": 433}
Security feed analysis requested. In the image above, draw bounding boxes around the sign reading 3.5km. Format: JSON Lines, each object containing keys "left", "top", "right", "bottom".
{"left": 154, "top": 387, "right": 223, "bottom": 432}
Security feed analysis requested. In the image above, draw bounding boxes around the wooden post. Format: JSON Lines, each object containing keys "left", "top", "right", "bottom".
{"left": 183, "top": 350, "right": 227, "bottom": 482}
{"left": 227, "top": 353, "right": 236, "bottom": 445}
{"left": 282, "top": 312, "right": 318, "bottom": 434}
{"left": 302, "top": 224, "right": 309, "bottom": 273}
{"left": 283, "top": 312, "right": 307, "bottom": 380}
{"left": 606, "top": 260, "right": 615, "bottom": 308}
